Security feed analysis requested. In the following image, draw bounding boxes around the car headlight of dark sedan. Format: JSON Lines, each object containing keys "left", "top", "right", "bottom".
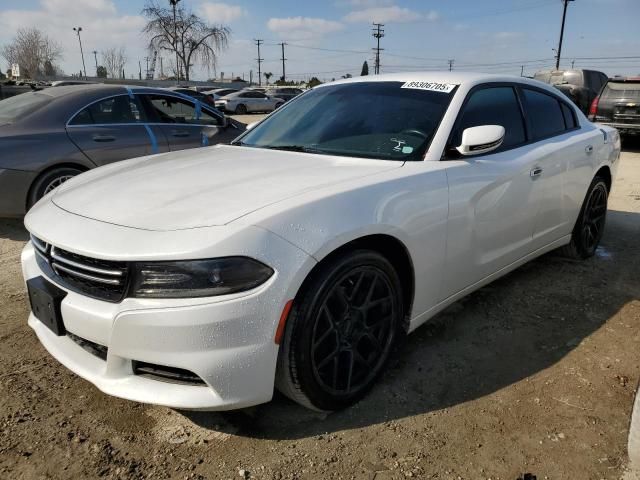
{"left": 131, "top": 257, "right": 274, "bottom": 298}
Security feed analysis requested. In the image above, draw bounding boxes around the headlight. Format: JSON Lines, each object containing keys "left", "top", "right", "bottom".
{"left": 131, "top": 257, "right": 274, "bottom": 298}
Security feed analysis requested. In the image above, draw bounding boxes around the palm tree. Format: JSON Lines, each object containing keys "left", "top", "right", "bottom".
{"left": 264, "top": 71, "right": 273, "bottom": 85}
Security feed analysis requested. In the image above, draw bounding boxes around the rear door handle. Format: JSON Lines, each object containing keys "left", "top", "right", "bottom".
{"left": 585, "top": 145, "right": 594, "bottom": 154}
{"left": 530, "top": 166, "right": 543, "bottom": 178}
{"left": 92, "top": 134, "right": 116, "bottom": 142}
{"left": 171, "top": 130, "right": 190, "bottom": 137}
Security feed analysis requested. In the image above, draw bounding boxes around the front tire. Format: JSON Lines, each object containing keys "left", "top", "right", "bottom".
{"left": 27, "top": 167, "right": 83, "bottom": 209}
{"left": 235, "top": 104, "right": 247, "bottom": 114}
{"left": 560, "top": 176, "right": 608, "bottom": 259}
{"left": 276, "top": 250, "right": 404, "bottom": 411}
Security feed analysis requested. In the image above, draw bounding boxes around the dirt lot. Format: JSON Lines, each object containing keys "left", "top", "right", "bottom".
{"left": 1, "top": 140, "right": 639, "bottom": 480}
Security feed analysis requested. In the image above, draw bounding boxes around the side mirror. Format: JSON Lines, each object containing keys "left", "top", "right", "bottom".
{"left": 456, "top": 125, "right": 505, "bottom": 156}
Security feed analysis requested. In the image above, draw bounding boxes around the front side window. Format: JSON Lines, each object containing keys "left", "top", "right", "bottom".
{"left": 454, "top": 86, "right": 526, "bottom": 151}
{"left": 69, "top": 96, "right": 142, "bottom": 125}
{"left": 237, "top": 81, "right": 456, "bottom": 161}
{"left": 144, "top": 94, "right": 221, "bottom": 126}
{"left": 522, "top": 88, "right": 566, "bottom": 139}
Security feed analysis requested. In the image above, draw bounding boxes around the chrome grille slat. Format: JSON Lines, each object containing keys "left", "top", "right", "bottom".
{"left": 50, "top": 247, "right": 124, "bottom": 277}
{"left": 31, "top": 235, "right": 129, "bottom": 303}
{"left": 52, "top": 262, "right": 123, "bottom": 285}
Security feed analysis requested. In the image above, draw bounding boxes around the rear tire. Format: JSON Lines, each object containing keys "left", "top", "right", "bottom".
{"left": 559, "top": 176, "right": 608, "bottom": 259}
{"left": 27, "top": 167, "right": 83, "bottom": 209}
{"left": 276, "top": 250, "right": 404, "bottom": 411}
{"left": 235, "top": 104, "right": 247, "bottom": 114}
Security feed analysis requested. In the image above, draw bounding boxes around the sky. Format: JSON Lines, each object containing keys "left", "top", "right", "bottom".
{"left": 1, "top": 0, "right": 639, "bottom": 82}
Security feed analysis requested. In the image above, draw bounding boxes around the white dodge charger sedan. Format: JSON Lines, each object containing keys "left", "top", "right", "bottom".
{"left": 22, "top": 73, "right": 620, "bottom": 411}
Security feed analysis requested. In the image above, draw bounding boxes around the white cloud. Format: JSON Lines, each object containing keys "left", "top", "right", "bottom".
{"left": 492, "top": 31, "right": 525, "bottom": 40}
{"left": 199, "top": 2, "right": 246, "bottom": 24}
{"left": 267, "top": 17, "right": 344, "bottom": 41}
{"left": 0, "top": 0, "right": 146, "bottom": 77}
{"left": 335, "top": 0, "right": 393, "bottom": 7}
{"left": 343, "top": 6, "right": 437, "bottom": 24}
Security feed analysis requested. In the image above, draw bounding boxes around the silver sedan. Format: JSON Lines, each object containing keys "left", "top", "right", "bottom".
{"left": 215, "top": 90, "right": 285, "bottom": 114}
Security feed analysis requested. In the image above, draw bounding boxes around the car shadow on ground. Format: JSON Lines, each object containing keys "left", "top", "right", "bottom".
{"left": 0, "top": 218, "right": 29, "bottom": 242}
{"left": 622, "top": 136, "right": 640, "bottom": 154}
{"left": 182, "top": 209, "right": 640, "bottom": 440}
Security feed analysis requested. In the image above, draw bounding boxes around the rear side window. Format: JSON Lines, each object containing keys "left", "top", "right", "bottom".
{"left": 455, "top": 86, "right": 526, "bottom": 150}
{"left": 69, "top": 96, "right": 142, "bottom": 125}
{"left": 560, "top": 102, "right": 577, "bottom": 129}
{"left": 521, "top": 88, "right": 566, "bottom": 139}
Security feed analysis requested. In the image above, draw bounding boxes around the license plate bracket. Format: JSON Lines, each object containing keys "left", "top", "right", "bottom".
{"left": 27, "top": 276, "right": 67, "bottom": 336}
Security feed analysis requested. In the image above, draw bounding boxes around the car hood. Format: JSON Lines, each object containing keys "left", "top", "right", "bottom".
{"left": 51, "top": 145, "right": 401, "bottom": 231}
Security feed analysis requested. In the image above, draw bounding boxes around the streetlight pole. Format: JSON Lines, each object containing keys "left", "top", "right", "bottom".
{"left": 92, "top": 50, "right": 98, "bottom": 76}
{"left": 169, "top": 0, "right": 182, "bottom": 82}
{"left": 73, "top": 27, "right": 87, "bottom": 79}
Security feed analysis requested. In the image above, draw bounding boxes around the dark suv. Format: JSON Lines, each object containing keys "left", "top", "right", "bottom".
{"left": 589, "top": 77, "right": 640, "bottom": 137}
{"left": 533, "top": 69, "right": 608, "bottom": 114}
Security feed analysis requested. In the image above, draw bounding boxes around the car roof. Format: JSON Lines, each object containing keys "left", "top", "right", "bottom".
{"left": 317, "top": 71, "right": 565, "bottom": 93}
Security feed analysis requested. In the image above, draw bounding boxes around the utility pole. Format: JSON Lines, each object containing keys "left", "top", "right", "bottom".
{"left": 145, "top": 56, "right": 150, "bottom": 79}
{"left": 520, "top": 65, "right": 524, "bottom": 76}
{"left": 170, "top": 0, "right": 182, "bottom": 81}
{"left": 448, "top": 59, "right": 454, "bottom": 72}
{"left": 280, "top": 42, "right": 287, "bottom": 83}
{"left": 92, "top": 50, "right": 98, "bottom": 76}
{"left": 138, "top": 60, "right": 142, "bottom": 80}
{"left": 372, "top": 23, "right": 384, "bottom": 74}
{"left": 254, "top": 39, "right": 263, "bottom": 86}
{"left": 160, "top": 57, "right": 164, "bottom": 78}
{"left": 555, "top": 0, "right": 575, "bottom": 70}
{"left": 571, "top": 59, "right": 575, "bottom": 68}
{"left": 73, "top": 27, "right": 87, "bottom": 79}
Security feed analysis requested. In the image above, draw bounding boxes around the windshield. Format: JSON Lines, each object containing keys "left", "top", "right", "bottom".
{"left": 236, "top": 81, "right": 456, "bottom": 161}
{"left": 0, "top": 92, "right": 51, "bottom": 124}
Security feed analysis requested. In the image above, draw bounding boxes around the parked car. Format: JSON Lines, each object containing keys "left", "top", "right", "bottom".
{"left": 589, "top": 76, "right": 640, "bottom": 137}
{"left": 21, "top": 72, "right": 619, "bottom": 412}
{"left": 215, "top": 90, "right": 284, "bottom": 114}
{"left": 202, "top": 88, "right": 239, "bottom": 101}
{"left": 267, "top": 87, "right": 304, "bottom": 102}
{"left": 533, "top": 69, "right": 608, "bottom": 114}
{"left": 166, "top": 87, "right": 218, "bottom": 109}
{"left": 0, "top": 84, "right": 237, "bottom": 217}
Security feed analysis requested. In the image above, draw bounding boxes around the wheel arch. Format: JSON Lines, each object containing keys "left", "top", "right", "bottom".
{"left": 26, "top": 162, "right": 90, "bottom": 210}
{"left": 595, "top": 165, "right": 612, "bottom": 193}
{"left": 294, "top": 232, "right": 415, "bottom": 326}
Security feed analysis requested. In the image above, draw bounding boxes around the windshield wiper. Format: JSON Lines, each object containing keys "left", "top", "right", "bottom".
{"left": 263, "top": 145, "right": 317, "bottom": 153}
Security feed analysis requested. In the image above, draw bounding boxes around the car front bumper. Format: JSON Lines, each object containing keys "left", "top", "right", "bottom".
{"left": 0, "top": 168, "right": 36, "bottom": 217}
{"left": 21, "top": 212, "right": 315, "bottom": 410}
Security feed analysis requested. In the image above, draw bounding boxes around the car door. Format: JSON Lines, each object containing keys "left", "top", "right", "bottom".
{"left": 441, "top": 85, "right": 540, "bottom": 298}
{"left": 66, "top": 94, "right": 169, "bottom": 166}
{"left": 519, "top": 87, "right": 583, "bottom": 249}
{"left": 140, "top": 93, "right": 225, "bottom": 151}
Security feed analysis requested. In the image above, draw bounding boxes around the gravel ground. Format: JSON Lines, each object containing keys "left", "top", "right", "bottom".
{"left": 0, "top": 139, "right": 639, "bottom": 480}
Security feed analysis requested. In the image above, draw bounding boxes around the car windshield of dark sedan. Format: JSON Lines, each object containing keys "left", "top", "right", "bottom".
{"left": 236, "top": 81, "right": 456, "bottom": 161}
{"left": 0, "top": 92, "right": 51, "bottom": 124}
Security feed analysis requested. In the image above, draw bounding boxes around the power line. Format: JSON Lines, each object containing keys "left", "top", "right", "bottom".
{"left": 372, "top": 23, "right": 384, "bottom": 75}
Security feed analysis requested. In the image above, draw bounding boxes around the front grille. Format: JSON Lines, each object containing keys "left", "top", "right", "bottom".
{"left": 32, "top": 235, "right": 129, "bottom": 303}
{"left": 132, "top": 361, "right": 206, "bottom": 386}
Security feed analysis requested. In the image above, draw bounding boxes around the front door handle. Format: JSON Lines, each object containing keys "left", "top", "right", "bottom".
{"left": 585, "top": 145, "right": 594, "bottom": 154}
{"left": 92, "top": 134, "right": 116, "bottom": 142}
{"left": 530, "top": 166, "right": 543, "bottom": 178}
{"left": 171, "top": 130, "right": 190, "bottom": 137}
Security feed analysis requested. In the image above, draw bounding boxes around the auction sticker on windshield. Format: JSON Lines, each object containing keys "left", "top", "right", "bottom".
{"left": 401, "top": 81, "right": 457, "bottom": 93}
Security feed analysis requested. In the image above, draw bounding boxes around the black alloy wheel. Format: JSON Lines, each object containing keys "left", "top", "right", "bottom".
{"left": 277, "top": 250, "right": 404, "bottom": 411}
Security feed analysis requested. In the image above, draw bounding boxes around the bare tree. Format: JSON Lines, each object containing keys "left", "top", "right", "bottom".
{"left": 1, "top": 27, "right": 62, "bottom": 79}
{"left": 142, "top": 0, "right": 230, "bottom": 81}
{"left": 101, "top": 47, "right": 127, "bottom": 79}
